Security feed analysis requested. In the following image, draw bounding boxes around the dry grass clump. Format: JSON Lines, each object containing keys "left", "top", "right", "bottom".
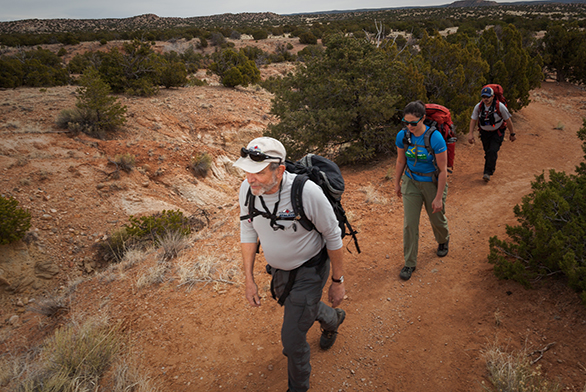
{"left": 156, "top": 230, "right": 191, "bottom": 261}
{"left": 7, "top": 317, "right": 118, "bottom": 391}
{"left": 0, "top": 315, "right": 159, "bottom": 392}
{"left": 119, "top": 247, "right": 150, "bottom": 271}
{"left": 360, "top": 184, "right": 389, "bottom": 204}
{"left": 481, "top": 342, "right": 561, "bottom": 392}
{"left": 28, "top": 296, "right": 70, "bottom": 318}
{"left": 113, "top": 153, "right": 136, "bottom": 173}
{"left": 176, "top": 254, "right": 238, "bottom": 290}
{"left": 109, "top": 357, "right": 160, "bottom": 392}
{"left": 136, "top": 259, "right": 172, "bottom": 289}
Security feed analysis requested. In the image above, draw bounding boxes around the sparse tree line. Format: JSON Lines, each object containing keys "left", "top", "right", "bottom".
{"left": 0, "top": 16, "right": 584, "bottom": 96}
{"left": 265, "top": 25, "right": 543, "bottom": 163}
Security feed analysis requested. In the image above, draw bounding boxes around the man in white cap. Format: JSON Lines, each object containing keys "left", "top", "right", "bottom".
{"left": 467, "top": 86, "right": 516, "bottom": 182}
{"left": 234, "top": 136, "right": 346, "bottom": 392}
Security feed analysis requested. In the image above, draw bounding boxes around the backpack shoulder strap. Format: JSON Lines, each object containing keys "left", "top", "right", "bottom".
{"left": 239, "top": 185, "right": 257, "bottom": 222}
{"left": 494, "top": 99, "right": 503, "bottom": 118}
{"left": 291, "top": 174, "right": 314, "bottom": 232}
{"left": 423, "top": 125, "right": 437, "bottom": 160}
{"left": 402, "top": 128, "right": 412, "bottom": 147}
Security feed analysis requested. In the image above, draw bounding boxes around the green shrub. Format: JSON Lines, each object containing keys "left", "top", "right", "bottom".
{"left": 209, "top": 32, "right": 226, "bottom": 46}
{"left": 198, "top": 37, "right": 208, "bottom": 49}
{"left": 252, "top": 29, "right": 268, "bottom": 40}
{"left": 189, "top": 152, "right": 213, "bottom": 177}
{"left": 159, "top": 61, "right": 187, "bottom": 88}
{"left": 0, "top": 195, "right": 31, "bottom": 245}
{"left": 187, "top": 76, "right": 207, "bottom": 87}
{"left": 99, "top": 210, "right": 191, "bottom": 263}
{"left": 125, "top": 210, "right": 191, "bottom": 244}
{"left": 113, "top": 153, "right": 136, "bottom": 173}
{"left": 56, "top": 67, "right": 127, "bottom": 138}
{"left": 98, "top": 40, "right": 162, "bottom": 97}
{"left": 488, "top": 125, "right": 586, "bottom": 305}
{"left": 98, "top": 227, "right": 135, "bottom": 263}
{"left": 210, "top": 48, "right": 261, "bottom": 87}
{"left": 266, "top": 34, "right": 411, "bottom": 163}
{"left": 299, "top": 32, "right": 318, "bottom": 45}
{"left": 221, "top": 67, "right": 244, "bottom": 88}
{"left": 259, "top": 75, "right": 285, "bottom": 94}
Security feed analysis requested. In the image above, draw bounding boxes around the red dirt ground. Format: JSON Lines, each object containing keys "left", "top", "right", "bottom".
{"left": 1, "top": 68, "right": 585, "bottom": 391}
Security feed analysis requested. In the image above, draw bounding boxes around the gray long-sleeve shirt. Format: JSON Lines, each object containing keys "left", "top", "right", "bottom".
{"left": 239, "top": 171, "right": 343, "bottom": 270}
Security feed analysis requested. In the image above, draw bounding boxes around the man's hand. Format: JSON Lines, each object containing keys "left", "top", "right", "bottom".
{"left": 245, "top": 279, "right": 261, "bottom": 307}
{"left": 510, "top": 134, "right": 517, "bottom": 142}
{"left": 468, "top": 133, "right": 475, "bottom": 144}
{"left": 328, "top": 282, "right": 345, "bottom": 308}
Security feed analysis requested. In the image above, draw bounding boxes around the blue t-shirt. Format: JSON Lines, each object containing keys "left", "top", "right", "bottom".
{"left": 396, "top": 126, "right": 447, "bottom": 182}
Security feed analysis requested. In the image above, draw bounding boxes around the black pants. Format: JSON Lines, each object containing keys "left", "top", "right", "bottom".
{"left": 479, "top": 128, "right": 505, "bottom": 175}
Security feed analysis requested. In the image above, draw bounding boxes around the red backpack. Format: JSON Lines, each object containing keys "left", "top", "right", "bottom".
{"left": 403, "top": 103, "right": 457, "bottom": 178}
{"left": 424, "top": 103, "right": 456, "bottom": 171}
{"left": 483, "top": 84, "right": 507, "bottom": 107}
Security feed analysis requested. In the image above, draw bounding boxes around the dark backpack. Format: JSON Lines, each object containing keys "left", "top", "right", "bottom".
{"left": 479, "top": 84, "right": 508, "bottom": 130}
{"left": 240, "top": 154, "right": 360, "bottom": 253}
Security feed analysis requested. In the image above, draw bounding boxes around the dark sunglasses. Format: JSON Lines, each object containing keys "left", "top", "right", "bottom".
{"left": 401, "top": 116, "right": 423, "bottom": 126}
{"left": 240, "top": 147, "right": 282, "bottom": 163}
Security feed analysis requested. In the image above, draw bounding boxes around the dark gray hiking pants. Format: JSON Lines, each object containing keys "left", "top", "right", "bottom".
{"left": 269, "top": 259, "right": 339, "bottom": 392}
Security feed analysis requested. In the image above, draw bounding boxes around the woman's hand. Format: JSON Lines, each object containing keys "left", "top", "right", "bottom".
{"left": 432, "top": 197, "right": 443, "bottom": 214}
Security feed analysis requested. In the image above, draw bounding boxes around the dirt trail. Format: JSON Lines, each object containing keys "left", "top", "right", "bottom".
{"left": 1, "top": 80, "right": 586, "bottom": 391}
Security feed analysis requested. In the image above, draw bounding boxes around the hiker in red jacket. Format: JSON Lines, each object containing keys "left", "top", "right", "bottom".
{"left": 468, "top": 86, "right": 516, "bottom": 182}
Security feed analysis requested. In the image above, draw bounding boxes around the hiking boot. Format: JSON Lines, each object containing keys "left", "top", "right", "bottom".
{"left": 437, "top": 240, "right": 449, "bottom": 257}
{"left": 399, "top": 266, "right": 416, "bottom": 281}
{"left": 320, "top": 308, "right": 346, "bottom": 350}
{"left": 483, "top": 173, "right": 491, "bottom": 182}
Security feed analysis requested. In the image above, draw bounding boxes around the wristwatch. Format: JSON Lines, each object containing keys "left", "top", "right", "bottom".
{"left": 510, "top": 133, "right": 516, "bottom": 136}
{"left": 332, "top": 275, "right": 344, "bottom": 283}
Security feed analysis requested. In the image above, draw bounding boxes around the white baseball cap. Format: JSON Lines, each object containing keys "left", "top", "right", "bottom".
{"left": 233, "top": 137, "right": 286, "bottom": 173}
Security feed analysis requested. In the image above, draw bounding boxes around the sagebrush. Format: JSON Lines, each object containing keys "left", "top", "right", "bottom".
{"left": 0, "top": 195, "right": 31, "bottom": 245}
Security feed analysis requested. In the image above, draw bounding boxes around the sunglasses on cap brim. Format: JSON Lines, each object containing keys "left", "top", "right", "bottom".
{"left": 240, "top": 147, "right": 282, "bottom": 163}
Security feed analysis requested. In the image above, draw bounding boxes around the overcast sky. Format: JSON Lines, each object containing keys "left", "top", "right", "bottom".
{"left": 0, "top": 0, "right": 515, "bottom": 22}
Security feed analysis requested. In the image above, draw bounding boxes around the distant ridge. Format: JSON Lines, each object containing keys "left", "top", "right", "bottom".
{"left": 447, "top": 0, "right": 498, "bottom": 7}
{"left": 1, "top": 0, "right": 585, "bottom": 35}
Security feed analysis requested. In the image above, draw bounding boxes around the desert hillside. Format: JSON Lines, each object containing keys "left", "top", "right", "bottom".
{"left": 1, "top": 72, "right": 586, "bottom": 390}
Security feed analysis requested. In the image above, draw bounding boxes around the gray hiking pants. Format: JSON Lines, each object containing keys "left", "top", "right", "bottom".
{"left": 269, "top": 258, "right": 339, "bottom": 392}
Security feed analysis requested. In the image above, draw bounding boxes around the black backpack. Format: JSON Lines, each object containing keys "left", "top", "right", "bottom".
{"left": 241, "top": 154, "right": 360, "bottom": 253}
